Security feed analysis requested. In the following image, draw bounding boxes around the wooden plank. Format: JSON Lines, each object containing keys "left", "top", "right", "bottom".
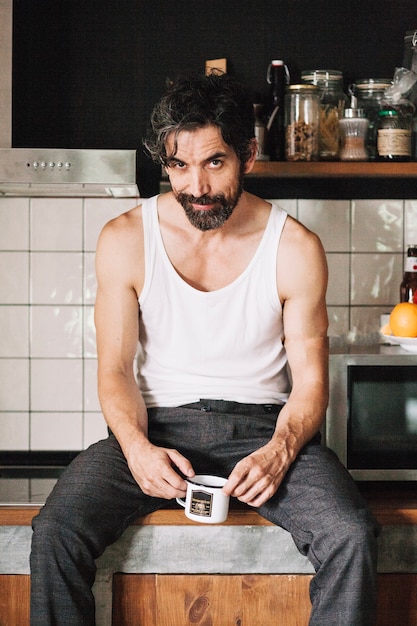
{"left": 112, "top": 574, "right": 313, "bottom": 625}
{"left": 0, "top": 506, "right": 271, "bottom": 526}
{"left": 134, "top": 508, "right": 273, "bottom": 526}
{"left": 250, "top": 161, "right": 417, "bottom": 179}
{"left": 112, "top": 573, "right": 417, "bottom": 626}
{"left": 2, "top": 572, "right": 417, "bottom": 625}
{"left": 0, "top": 507, "right": 41, "bottom": 526}
{"left": 376, "top": 574, "right": 417, "bottom": 626}
{"left": 3, "top": 503, "right": 417, "bottom": 527}
{"left": 156, "top": 575, "right": 242, "bottom": 626}
{"left": 242, "top": 574, "right": 312, "bottom": 625}
{"left": 113, "top": 574, "right": 156, "bottom": 626}
{"left": 0, "top": 574, "right": 30, "bottom": 625}
{"left": 4, "top": 482, "right": 417, "bottom": 526}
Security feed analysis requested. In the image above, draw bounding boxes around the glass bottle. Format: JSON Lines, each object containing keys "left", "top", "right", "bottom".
{"left": 301, "top": 69, "right": 348, "bottom": 160}
{"left": 353, "top": 79, "right": 393, "bottom": 160}
{"left": 285, "top": 84, "right": 320, "bottom": 161}
{"left": 377, "top": 99, "right": 414, "bottom": 161}
{"left": 266, "top": 60, "right": 290, "bottom": 161}
{"left": 400, "top": 245, "right": 417, "bottom": 303}
{"left": 253, "top": 103, "right": 269, "bottom": 161}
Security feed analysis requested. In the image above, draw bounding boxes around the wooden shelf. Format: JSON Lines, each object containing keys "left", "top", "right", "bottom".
{"left": 250, "top": 161, "right": 417, "bottom": 179}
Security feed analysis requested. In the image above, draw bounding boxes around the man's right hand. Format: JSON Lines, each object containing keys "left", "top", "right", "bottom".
{"left": 126, "top": 440, "right": 195, "bottom": 499}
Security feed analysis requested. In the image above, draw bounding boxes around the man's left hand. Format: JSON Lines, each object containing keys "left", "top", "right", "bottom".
{"left": 223, "top": 440, "right": 291, "bottom": 507}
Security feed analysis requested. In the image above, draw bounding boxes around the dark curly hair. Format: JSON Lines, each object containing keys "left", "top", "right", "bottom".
{"left": 144, "top": 72, "right": 255, "bottom": 167}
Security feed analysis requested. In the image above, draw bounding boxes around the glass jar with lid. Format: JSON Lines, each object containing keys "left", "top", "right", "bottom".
{"left": 352, "top": 79, "right": 393, "bottom": 159}
{"left": 285, "top": 84, "right": 320, "bottom": 161}
{"left": 301, "top": 69, "right": 348, "bottom": 160}
{"left": 377, "top": 99, "right": 415, "bottom": 161}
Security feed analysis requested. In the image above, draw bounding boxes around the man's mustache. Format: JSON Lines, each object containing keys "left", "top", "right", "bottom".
{"left": 177, "top": 193, "right": 225, "bottom": 206}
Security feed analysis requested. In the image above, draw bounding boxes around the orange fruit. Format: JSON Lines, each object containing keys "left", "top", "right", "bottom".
{"left": 380, "top": 322, "right": 392, "bottom": 335}
{"left": 389, "top": 302, "right": 417, "bottom": 337}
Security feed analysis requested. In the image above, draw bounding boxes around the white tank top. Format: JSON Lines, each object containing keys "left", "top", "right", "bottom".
{"left": 136, "top": 195, "right": 290, "bottom": 407}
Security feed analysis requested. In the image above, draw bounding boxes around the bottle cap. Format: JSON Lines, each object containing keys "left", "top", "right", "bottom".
{"left": 301, "top": 69, "right": 343, "bottom": 83}
{"left": 354, "top": 78, "right": 392, "bottom": 91}
{"left": 286, "top": 84, "right": 319, "bottom": 92}
{"left": 378, "top": 109, "right": 399, "bottom": 117}
{"left": 343, "top": 108, "right": 367, "bottom": 118}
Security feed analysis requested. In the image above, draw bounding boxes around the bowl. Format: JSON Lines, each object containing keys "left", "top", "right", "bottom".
{"left": 381, "top": 334, "right": 417, "bottom": 353}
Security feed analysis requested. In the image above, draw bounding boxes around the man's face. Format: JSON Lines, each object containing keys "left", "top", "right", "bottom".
{"left": 165, "top": 125, "right": 245, "bottom": 231}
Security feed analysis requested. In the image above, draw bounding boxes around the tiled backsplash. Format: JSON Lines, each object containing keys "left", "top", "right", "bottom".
{"left": 0, "top": 196, "right": 138, "bottom": 453}
{"left": 1, "top": 195, "right": 416, "bottom": 453}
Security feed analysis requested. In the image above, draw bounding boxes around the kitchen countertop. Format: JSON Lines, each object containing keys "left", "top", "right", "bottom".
{"left": 0, "top": 466, "right": 64, "bottom": 506}
{"left": 329, "top": 340, "right": 417, "bottom": 355}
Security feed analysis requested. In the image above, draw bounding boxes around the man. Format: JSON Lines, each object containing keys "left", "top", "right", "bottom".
{"left": 30, "top": 72, "right": 379, "bottom": 625}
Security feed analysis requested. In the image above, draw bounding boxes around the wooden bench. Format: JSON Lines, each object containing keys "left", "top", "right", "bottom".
{"left": 2, "top": 484, "right": 417, "bottom": 625}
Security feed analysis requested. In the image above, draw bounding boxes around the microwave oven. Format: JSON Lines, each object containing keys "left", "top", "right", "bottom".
{"left": 325, "top": 346, "right": 417, "bottom": 480}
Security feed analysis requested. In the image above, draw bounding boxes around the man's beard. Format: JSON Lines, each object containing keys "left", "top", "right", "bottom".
{"left": 174, "top": 178, "right": 244, "bottom": 232}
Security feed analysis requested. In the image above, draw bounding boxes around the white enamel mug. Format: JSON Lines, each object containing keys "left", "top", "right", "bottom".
{"left": 176, "top": 474, "right": 229, "bottom": 524}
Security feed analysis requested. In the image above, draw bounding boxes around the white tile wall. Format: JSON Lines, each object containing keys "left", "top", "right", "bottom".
{"left": 0, "top": 195, "right": 413, "bottom": 452}
{"left": 0, "top": 195, "right": 138, "bottom": 453}
{"left": 270, "top": 197, "right": 408, "bottom": 340}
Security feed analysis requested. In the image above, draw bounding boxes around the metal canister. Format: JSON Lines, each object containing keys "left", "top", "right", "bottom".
{"left": 285, "top": 84, "right": 320, "bottom": 161}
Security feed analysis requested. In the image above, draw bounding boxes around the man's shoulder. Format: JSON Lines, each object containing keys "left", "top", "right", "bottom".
{"left": 97, "top": 202, "right": 147, "bottom": 256}
{"left": 106, "top": 201, "right": 145, "bottom": 231}
{"left": 279, "top": 215, "right": 326, "bottom": 276}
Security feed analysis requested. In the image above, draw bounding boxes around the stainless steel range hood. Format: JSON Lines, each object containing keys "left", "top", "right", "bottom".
{"left": 0, "top": 6, "right": 139, "bottom": 198}
{"left": 0, "top": 148, "right": 140, "bottom": 197}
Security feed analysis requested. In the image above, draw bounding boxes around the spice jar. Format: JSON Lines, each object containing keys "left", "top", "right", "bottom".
{"left": 339, "top": 102, "right": 369, "bottom": 161}
{"left": 352, "top": 79, "right": 393, "bottom": 159}
{"left": 301, "top": 69, "right": 348, "bottom": 160}
{"left": 377, "top": 100, "right": 414, "bottom": 161}
{"left": 285, "top": 84, "right": 320, "bottom": 161}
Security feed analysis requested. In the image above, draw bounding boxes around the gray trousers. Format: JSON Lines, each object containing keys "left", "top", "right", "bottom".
{"left": 30, "top": 400, "right": 380, "bottom": 625}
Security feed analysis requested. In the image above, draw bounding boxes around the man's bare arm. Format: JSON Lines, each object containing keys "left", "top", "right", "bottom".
{"left": 94, "top": 209, "right": 194, "bottom": 499}
{"left": 224, "top": 218, "right": 329, "bottom": 506}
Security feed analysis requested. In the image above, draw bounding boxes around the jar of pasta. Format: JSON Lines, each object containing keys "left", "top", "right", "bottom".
{"left": 301, "top": 69, "right": 348, "bottom": 160}
{"left": 285, "top": 84, "right": 320, "bottom": 161}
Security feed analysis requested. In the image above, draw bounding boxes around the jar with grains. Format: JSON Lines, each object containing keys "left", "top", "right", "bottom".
{"left": 285, "top": 84, "right": 320, "bottom": 161}
{"left": 353, "top": 79, "right": 393, "bottom": 159}
{"left": 301, "top": 69, "right": 348, "bottom": 160}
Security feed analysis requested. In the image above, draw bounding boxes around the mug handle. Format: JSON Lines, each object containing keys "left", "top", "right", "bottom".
{"left": 176, "top": 496, "right": 186, "bottom": 508}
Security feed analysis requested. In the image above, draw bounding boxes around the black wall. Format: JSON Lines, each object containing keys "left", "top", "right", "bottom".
{"left": 12, "top": 0, "right": 417, "bottom": 196}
